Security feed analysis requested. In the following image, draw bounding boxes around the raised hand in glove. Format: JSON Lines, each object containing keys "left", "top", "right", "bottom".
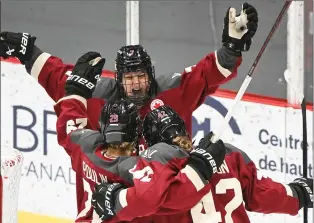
{"left": 289, "top": 177, "right": 313, "bottom": 209}
{"left": 222, "top": 2, "right": 258, "bottom": 52}
{"left": 0, "top": 32, "right": 36, "bottom": 64}
{"left": 188, "top": 132, "right": 226, "bottom": 181}
{"left": 65, "top": 52, "right": 106, "bottom": 99}
{"left": 91, "top": 183, "right": 126, "bottom": 221}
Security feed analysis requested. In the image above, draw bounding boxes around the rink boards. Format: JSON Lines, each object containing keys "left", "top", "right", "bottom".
{"left": 1, "top": 61, "right": 313, "bottom": 222}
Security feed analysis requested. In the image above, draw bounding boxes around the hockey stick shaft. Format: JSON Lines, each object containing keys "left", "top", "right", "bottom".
{"left": 212, "top": 1, "right": 292, "bottom": 143}
{"left": 285, "top": 72, "right": 309, "bottom": 223}
{"left": 246, "top": 1, "right": 292, "bottom": 77}
{"left": 302, "top": 98, "right": 308, "bottom": 223}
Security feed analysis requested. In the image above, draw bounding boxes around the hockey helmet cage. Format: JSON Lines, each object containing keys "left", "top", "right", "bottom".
{"left": 115, "top": 45, "right": 156, "bottom": 106}
{"left": 99, "top": 99, "right": 140, "bottom": 144}
{"left": 142, "top": 105, "right": 187, "bottom": 147}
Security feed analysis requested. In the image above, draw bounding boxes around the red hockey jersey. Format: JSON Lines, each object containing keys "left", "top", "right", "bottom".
{"left": 27, "top": 47, "right": 241, "bottom": 152}
{"left": 113, "top": 145, "right": 301, "bottom": 223}
{"left": 55, "top": 96, "right": 301, "bottom": 223}
{"left": 54, "top": 96, "right": 209, "bottom": 223}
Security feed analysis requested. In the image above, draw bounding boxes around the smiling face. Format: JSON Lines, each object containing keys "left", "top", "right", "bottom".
{"left": 115, "top": 44, "right": 155, "bottom": 107}
{"left": 122, "top": 71, "right": 150, "bottom": 99}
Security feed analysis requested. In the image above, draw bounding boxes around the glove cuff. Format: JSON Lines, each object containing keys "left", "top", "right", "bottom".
{"left": 223, "top": 40, "right": 248, "bottom": 53}
{"left": 188, "top": 154, "right": 214, "bottom": 180}
{"left": 107, "top": 183, "right": 127, "bottom": 215}
{"left": 19, "top": 36, "right": 36, "bottom": 64}
{"left": 65, "top": 84, "right": 92, "bottom": 99}
{"left": 289, "top": 183, "right": 306, "bottom": 209}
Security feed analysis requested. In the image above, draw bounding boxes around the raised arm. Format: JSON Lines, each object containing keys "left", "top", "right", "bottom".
{"left": 0, "top": 31, "right": 115, "bottom": 102}
{"left": 53, "top": 52, "right": 105, "bottom": 165}
{"left": 235, "top": 145, "right": 313, "bottom": 215}
{"left": 156, "top": 3, "right": 258, "bottom": 111}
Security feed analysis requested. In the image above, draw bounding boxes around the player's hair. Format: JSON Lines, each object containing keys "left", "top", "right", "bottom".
{"left": 108, "top": 142, "right": 135, "bottom": 156}
{"left": 172, "top": 135, "right": 193, "bottom": 153}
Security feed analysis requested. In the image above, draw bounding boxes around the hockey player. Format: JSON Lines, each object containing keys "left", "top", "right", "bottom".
{"left": 92, "top": 105, "right": 314, "bottom": 223}
{"left": 55, "top": 50, "right": 227, "bottom": 222}
{"left": 0, "top": 3, "right": 258, "bottom": 152}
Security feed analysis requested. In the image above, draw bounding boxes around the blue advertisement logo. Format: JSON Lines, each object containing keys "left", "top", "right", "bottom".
{"left": 192, "top": 96, "right": 242, "bottom": 138}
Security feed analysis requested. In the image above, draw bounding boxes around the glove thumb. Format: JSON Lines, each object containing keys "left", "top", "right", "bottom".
{"left": 30, "top": 36, "right": 37, "bottom": 43}
{"left": 89, "top": 57, "right": 106, "bottom": 79}
{"left": 89, "top": 57, "right": 105, "bottom": 66}
{"left": 204, "top": 131, "right": 214, "bottom": 142}
{"left": 228, "top": 7, "right": 237, "bottom": 23}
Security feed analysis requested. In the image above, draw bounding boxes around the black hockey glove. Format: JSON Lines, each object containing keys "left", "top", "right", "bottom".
{"left": 289, "top": 177, "right": 313, "bottom": 209}
{"left": 222, "top": 3, "right": 258, "bottom": 52}
{"left": 65, "top": 52, "right": 106, "bottom": 99}
{"left": 91, "top": 183, "right": 126, "bottom": 221}
{"left": 0, "top": 31, "right": 36, "bottom": 64}
{"left": 188, "top": 132, "right": 226, "bottom": 181}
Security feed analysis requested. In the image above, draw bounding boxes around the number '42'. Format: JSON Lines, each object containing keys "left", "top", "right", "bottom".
{"left": 191, "top": 178, "right": 243, "bottom": 223}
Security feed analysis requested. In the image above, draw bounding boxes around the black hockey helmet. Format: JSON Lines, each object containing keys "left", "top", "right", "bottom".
{"left": 142, "top": 105, "right": 187, "bottom": 147}
{"left": 99, "top": 99, "right": 140, "bottom": 145}
{"left": 115, "top": 45, "right": 156, "bottom": 107}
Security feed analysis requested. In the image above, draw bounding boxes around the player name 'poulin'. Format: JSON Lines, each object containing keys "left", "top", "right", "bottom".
{"left": 83, "top": 161, "right": 108, "bottom": 184}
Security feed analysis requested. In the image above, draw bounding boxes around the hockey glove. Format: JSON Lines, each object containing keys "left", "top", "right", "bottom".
{"left": 65, "top": 52, "right": 106, "bottom": 99}
{"left": 91, "top": 183, "right": 126, "bottom": 221}
{"left": 0, "top": 31, "right": 36, "bottom": 64}
{"left": 188, "top": 132, "right": 226, "bottom": 181}
{"left": 289, "top": 177, "right": 313, "bottom": 209}
{"left": 222, "top": 3, "right": 258, "bottom": 52}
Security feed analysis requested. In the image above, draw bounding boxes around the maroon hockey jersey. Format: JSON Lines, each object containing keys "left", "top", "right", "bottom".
{"left": 27, "top": 47, "right": 241, "bottom": 152}
{"left": 54, "top": 96, "right": 209, "bottom": 223}
{"left": 55, "top": 96, "right": 301, "bottom": 223}
{"left": 114, "top": 145, "right": 301, "bottom": 223}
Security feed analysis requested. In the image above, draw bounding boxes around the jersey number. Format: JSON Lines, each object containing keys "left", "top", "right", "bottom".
{"left": 191, "top": 178, "right": 243, "bottom": 223}
{"left": 66, "top": 118, "right": 88, "bottom": 134}
{"left": 76, "top": 179, "right": 102, "bottom": 222}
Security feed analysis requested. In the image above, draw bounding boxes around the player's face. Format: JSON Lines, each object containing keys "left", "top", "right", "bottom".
{"left": 122, "top": 71, "right": 150, "bottom": 98}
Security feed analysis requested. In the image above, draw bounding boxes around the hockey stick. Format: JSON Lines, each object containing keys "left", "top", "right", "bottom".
{"left": 211, "top": 1, "right": 292, "bottom": 142}
{"left": 301, "top": 97, "right": 308, "bottom": 223}
{"left": 284, "top": 71, "right": 308, "bottom": 223}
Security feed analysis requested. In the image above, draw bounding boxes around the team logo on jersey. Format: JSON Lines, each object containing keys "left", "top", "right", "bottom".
{"left": 150, "top": 99, "right": 164, "bottom": 110}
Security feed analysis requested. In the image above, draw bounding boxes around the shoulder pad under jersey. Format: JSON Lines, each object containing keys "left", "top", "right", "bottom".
{"left": 92, "top": 75, "right": 120, "bottom": 100}
{"left": 140, "top": 142, "right": 189, "bottom": 164}
{"left": 155, "top": 72, "right": 182, "bottom": 94}
{"left": 70, "top": 129, "right": 103, "bottom": 152}
{"left": 225, "top": 143, "right": 252, "bottom": 164}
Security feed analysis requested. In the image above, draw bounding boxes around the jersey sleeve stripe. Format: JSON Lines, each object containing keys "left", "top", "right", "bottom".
{"left": 117, "top": 188, "right": 128, "bottom": 208}
{"left": 56, "top": 95, "right": 87, "bottom": 108}
{"left": 181, "top": 165, "right": 207, "bottom": 191}
{"left": 30, "top": 52, "right": 51, "bottom": 80}
{"left": 283, "top": 184, "right": 294, "bottom": 197}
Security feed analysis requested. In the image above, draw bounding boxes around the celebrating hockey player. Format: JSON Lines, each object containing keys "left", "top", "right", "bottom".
{"left": 92, "top": 105, "right": 313, "bottom": 223}
{"left": 54, "top": 50, "right": 227, "bottom": 222}
{"left": 1, "top": 3, "right": 258, "bottom": 152}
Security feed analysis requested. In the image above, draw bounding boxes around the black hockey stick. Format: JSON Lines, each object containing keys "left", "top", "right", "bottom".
{"left": 301, "top": 98, "right": 308, "bottom": 223}
{"left": 212, "top": 1, "right": 292, "bottom": 142}
{"left": 284, "top": 55, "right": 309, "bottom": 223}
{"left": 285, "top": 71, "right": 309, "bottom": 223}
